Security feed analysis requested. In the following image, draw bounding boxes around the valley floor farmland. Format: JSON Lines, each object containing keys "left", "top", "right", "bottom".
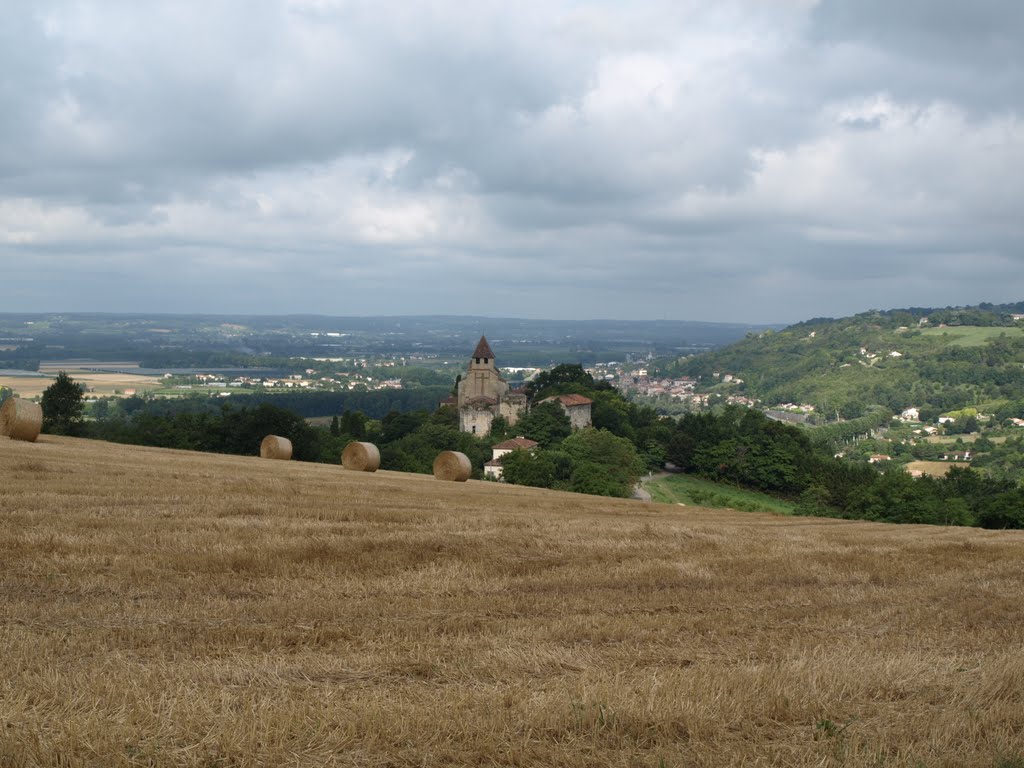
{"left": 2, "top": 438, "right": 1023, "bottom": 767}
{"left": 0, "top": 362, "right": 164, "bottom": 399}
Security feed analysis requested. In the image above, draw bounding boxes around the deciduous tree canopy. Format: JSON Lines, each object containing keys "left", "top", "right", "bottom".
{"left": 40, "top": 371, "right": 85, "bottom": 436}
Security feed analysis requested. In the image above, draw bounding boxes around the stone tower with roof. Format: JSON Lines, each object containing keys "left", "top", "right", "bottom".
{"left": 456, "top": 336, "right": 527, "bottom": 436}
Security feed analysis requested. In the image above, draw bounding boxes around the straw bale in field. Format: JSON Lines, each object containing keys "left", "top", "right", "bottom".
{"left": 260, "top": 435, "right": 293, "bottom": 460}
{"left": 1, "top": 398, "right": 42, "bottom": 443}
{"left": 342, "top": 441, "right": 380, "bottom": 472}
{"left": 433, "top": 450, "right": 471, "bottom": 482}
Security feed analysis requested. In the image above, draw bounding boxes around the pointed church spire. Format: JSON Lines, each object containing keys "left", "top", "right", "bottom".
{"left": 472, "top": 335, "right": 495, "bottom": 361}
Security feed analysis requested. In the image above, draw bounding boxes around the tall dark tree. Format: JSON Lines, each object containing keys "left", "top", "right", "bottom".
{"left": 339, "top": 409, "right": 368, "bottom": 439}
{"left": 514, "top": 400, "right": 572, "bottom": 448}
{"left": 501, "top": 449, "right": 570, "bottom": 489}
{"left": 526, "top": 363, "right": 611, "bottom": 400}
{"left": 561, "top": 428, "right": 646, "bottom": 498}
{"left": 40, "top": 371, "right": 85, "bottom": 435}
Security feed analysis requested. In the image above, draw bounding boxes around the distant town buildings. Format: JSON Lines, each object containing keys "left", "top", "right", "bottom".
{"left": 616, "top": 373, "right": 697, "bottom": 399}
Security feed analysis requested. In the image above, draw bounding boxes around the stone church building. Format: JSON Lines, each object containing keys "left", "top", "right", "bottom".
{"left": 455, "top": 336, "right": 528, "bottom": 436}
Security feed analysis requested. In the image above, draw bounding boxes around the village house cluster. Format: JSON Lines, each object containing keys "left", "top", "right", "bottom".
{"left": 616, "top": 371, "right": 697, "bottom": 399}
{"left": 170, "top": 370, "right": 404, "bottom": 394}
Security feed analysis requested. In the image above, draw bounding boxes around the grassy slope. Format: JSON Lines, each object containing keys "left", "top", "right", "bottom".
{"left": 920, "top": 326, "right": 1024, "bottom": 346}
{"left": 646, "top": 473, "right": 797, "bottom": 515}
{"left": 2, "top": 436, "right": 1024, "bottom": 767}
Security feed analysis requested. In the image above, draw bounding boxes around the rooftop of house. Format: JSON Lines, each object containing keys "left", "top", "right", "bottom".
{"left": 493, "top": 437, "right": 539, "bottom": 451}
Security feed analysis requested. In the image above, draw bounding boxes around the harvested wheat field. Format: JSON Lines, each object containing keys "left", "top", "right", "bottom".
{"left": 2, "top": 437, "right": 1023, "bottom": 767}
{"left": 905, "top": 461, "right": 972, "bottom": 478}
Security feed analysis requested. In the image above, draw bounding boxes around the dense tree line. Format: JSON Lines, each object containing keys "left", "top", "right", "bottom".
{"left": 806, "top": 407, "right": 893, "bottom": 450}
{"left": 219, "top": 387, "right": 452, "bottom": 418}
{"left": 29, "top": 368, "right": 1024, "bottom": 521}
{"left": 89, "top": 402, "right": 327, "bottom": 461}
{"left": 0, "top": 354, "right": 41, "bottom": 371}
{"left": 667, "top": 406, "right": 1023, "bottom": 528}
{"left": 99, "top": 387, "right": 450, "bottom": 421}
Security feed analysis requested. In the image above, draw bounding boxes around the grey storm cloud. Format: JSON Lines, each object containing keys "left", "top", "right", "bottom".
{"left": 0, "top": 0, "right": 1022, "bottom": 323}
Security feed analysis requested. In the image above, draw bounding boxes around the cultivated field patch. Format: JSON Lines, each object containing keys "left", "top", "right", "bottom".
{"left": 1, "top": 436, "right": 1023, "bottom": 766}
{"left": 0, "top": 365, "right": 164, "bottom": 398}
{"left": 904, "top": 460, "right": 972, "bottom": 477}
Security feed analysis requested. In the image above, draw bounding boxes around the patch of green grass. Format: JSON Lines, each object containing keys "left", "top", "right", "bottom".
{"left": 647, "top": 473, "right": 796, "bottom": 515}
{"left": 920, "top": 326, "right": 1024, "bottom": 347}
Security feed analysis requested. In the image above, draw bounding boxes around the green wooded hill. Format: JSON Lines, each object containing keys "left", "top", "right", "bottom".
{"left": 659, "top": 303, "right": 1024, "bottom": 418}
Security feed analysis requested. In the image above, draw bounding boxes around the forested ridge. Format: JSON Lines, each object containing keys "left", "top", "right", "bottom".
{"left": 658, "top": 303, "right": 1024, "bottom": 417}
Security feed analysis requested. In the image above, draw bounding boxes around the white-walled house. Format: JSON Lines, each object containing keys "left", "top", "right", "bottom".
{"left": 900, "top": 407, "right": 920, "bottom": 421}
{"left": 483, "top": 437, "right": 539, "bottom": 480}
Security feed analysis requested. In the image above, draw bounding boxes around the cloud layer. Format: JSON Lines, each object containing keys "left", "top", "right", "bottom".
{"left": 2, "top": 0, "right": 1022, "bottom": 322}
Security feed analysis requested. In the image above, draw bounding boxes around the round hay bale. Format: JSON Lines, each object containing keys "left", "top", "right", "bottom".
{"left": 1, "top": 398, "right": 42, "bottom": 443}
{"left": 342, "top": 441, "right": 380, "bottom": 472}
{"left": 260, "top": 435, "right": 292, "bottom": 460}
{"left": 433, "top": 450, "right": 472, "bottom": 482}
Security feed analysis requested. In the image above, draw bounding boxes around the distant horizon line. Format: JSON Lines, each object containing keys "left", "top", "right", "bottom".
{"left": 1, "top": 300, "right": 1020, "bottom": 327}
{"left": 0, "top": 310, "right": 785, "bottom": 326}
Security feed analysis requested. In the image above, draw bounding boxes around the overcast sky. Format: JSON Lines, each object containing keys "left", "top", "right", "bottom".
{"left": 1, "top": 1, "right": 1022, "bottom": 324}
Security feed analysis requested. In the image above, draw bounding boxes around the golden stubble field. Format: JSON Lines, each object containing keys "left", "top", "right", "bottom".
{"left": 904, "top": 461, "right": 971, "bottom": 478}
{"left": 1, "top": 436, "right": 1023, "bottom": 767}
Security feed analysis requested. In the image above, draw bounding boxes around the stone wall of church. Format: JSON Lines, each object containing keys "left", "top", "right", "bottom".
{"left": 565, "top": 404, "right": 592, "bottom": 430}
{"left": 458, "top": 366, "right": 508, "bottom": 404}
{"left": 460, "top": 408, "right": 495, "bottom": 436}
{"left": 498, "top": 398, "right": 527, "bottom": 426}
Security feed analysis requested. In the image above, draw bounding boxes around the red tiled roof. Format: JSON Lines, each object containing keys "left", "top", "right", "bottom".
{"left": 493, "top": 437, "right": 539, "bottom": 451}
{"left": 484, "top": 458, "right": 504, "bottom": 467}
{"left": 472, "top": 335, "right": 495, "bottom": 360}
{"left": 439, "top": 396, "right": 457, "bottom": 406}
